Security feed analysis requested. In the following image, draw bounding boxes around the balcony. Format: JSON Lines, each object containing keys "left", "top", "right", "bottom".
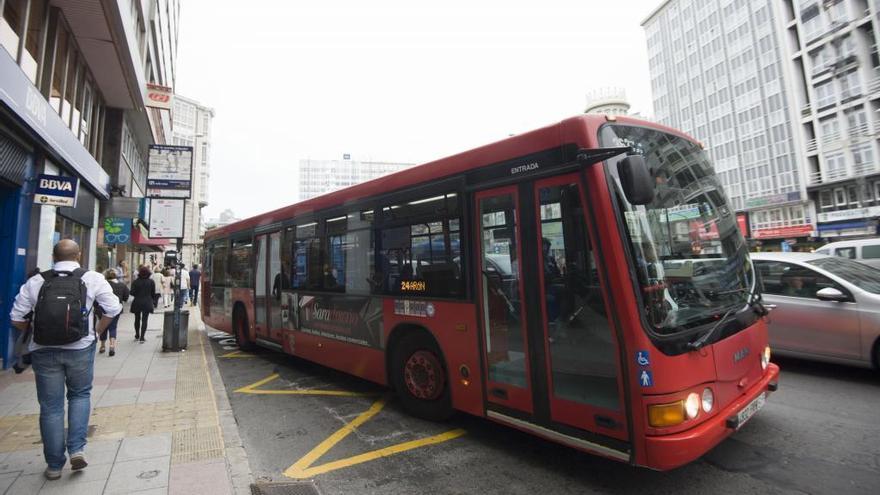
{"left": 820, "top": 130, "right": 842, "bottom": 145}
{"left": 848, "top": 121, "right": 871, "bottom": 139}
{"left": 801, "top": 103, "right": 812, "bottom": 117}
{"left": 868, "top": 77, "right": 880, "bottom": 95}
{"left": 805, "top": 138, "right": 818, "bottom": 153}
{"left": 808, "top": 168, "right": 850, "bottom": 186}
{"left": 853, "top": 161, "right": 879, "bottom": 176}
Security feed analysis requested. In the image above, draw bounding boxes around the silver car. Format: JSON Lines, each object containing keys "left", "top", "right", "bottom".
{"left": 751, "top": 252, "right": 880, "bottom": 369}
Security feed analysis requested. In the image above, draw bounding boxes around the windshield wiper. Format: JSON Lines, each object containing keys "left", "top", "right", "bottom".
{"left": 706, "top": 287, "right": 748, "bottom": 299}
{"left": 687, "top": 305, "right": 737, "bottom": 351}
{"left": 689, "top": 277, "right": 765, "bottom": 350}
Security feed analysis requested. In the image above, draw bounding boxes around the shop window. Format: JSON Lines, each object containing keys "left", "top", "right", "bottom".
{"left": 834, "top": 187, "right": 847, "bottom": 207}
{"left": 847, "top": 185, "right": 859, "bottom": 206}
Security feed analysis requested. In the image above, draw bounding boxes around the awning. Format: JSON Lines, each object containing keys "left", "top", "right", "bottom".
{"left": 131, "top": 226, "right": 169, "bottom": 250}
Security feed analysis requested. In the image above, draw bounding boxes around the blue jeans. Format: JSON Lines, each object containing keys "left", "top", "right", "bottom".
{"left": 30, "top": 344, "right": 96, "bottom": 469}
{"left": 99, "top": 315, "right": 120, "bottom": 341}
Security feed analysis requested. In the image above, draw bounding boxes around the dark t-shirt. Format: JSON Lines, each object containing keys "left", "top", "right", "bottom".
{"left": 189, "top": 269, "right": 201, "bottom": 287}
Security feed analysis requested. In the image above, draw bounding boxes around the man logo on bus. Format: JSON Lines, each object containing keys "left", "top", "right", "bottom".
{"left": 640, "top": 370, "right": 653, "bottom": 387}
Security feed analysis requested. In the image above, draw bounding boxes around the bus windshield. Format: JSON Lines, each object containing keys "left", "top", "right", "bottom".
{"left": 599, "top": 124, "right": 753, "bottom": 335}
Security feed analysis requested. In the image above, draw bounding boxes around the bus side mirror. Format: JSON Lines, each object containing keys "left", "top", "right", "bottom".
{"left": 618, "top": 155, "right": 655, "bottom": 205}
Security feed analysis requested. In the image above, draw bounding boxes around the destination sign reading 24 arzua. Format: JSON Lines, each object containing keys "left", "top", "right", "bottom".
{"left": 146, "top": 144, "right": 193, "bottom": 199}
{"left": 34, "top": 174, "right": 79, "bottom": 207}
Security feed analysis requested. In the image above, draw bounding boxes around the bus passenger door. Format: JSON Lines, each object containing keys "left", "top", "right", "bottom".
{"left": 267, "top": 231, "right": 286, "bottom": 342}
{"left": 475, "top": 186, "right": 534, "bottom": 414}
{"left": 254, "top": 234, "right": 269, "bottom": 339}
{"left": 531, "top": 174, "right": 628, "bottom": 441}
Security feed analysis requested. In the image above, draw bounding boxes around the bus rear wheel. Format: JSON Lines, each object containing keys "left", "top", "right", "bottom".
{"left": 391, "top": 333, "right": 453, "bottom": 421}
{"left": 234, "top": 307, "right": 256, "bottom": 351}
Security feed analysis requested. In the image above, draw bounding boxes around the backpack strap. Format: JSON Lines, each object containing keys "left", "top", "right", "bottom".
{"left": 40, "top": 270, "right": 59, "bottom": 280}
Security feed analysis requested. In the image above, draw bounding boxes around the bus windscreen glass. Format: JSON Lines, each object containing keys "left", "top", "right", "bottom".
{"left": 600, "top": 124, "right": 754, "bottom": 335}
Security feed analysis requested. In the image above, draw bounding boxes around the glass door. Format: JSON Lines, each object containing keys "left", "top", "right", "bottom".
{"left": 532, "top": 174, "right": 627, "bottom": 439}
{"left": 475, "top": 186, "right": 533, "bottom": 414}
{"left": 254, "top": 234, "right": 269, "bottom": 338}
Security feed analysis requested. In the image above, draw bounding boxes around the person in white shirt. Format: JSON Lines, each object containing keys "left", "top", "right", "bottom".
{"left": 9, "top": 240, "right": 122, "bottom": 480}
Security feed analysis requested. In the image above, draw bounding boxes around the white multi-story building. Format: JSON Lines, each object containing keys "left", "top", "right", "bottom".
{"left": 172, "top": 95, "right": 214, "bottom": 267}
{"left": 643, "top": 0, "right": 813, "bottom": 244}
{"left": 643, "top": 0, "right": 880, "bottom": 244}
{"left": 298, "top": 157, "right": 415, "bottom": 200}
{"left": 781, "top": 0, "right": 880, "bottom": 238}
{"left": 585, "top": 87, "right": 632, "bottom": 115}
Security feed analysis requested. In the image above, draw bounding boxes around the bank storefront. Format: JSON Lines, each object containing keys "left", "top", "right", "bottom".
{"left": 0, "top": 49, "right": 109, "bottom": 368}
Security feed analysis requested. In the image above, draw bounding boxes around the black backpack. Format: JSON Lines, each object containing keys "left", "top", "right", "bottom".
{"left": 32, "top": 269, "right": 90, "bottom": 345}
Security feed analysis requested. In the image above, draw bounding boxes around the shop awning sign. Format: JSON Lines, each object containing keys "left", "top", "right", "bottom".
{"left": 34, "top": 174, "right": 78, "bottom": 207}
{"left": 145, "top": 83, "right": 173, "bottom": 110}
{"left": 103, "top": 217, "right": 132, "bottom": 245}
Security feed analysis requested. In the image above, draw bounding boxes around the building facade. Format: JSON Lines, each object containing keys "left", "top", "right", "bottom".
{"left": 0, "top": 0, "right": 179, "bottom": 367}
{"left": 585, "top": 87, "right": 633, "bottom": 115}
{"left": 781, "top": 0, "right": 880, "bottom": 238}
{"left": 643, "top": 0, "right": 880, "bottom": 246}
{"left": 172, "top": 95, "right": 214, "bottom": 268}
{"left": 643, "top": 0, "right": 813, "bottom": 247}
{"left": 298, "top": 157, "right": 415, "bottom": 200}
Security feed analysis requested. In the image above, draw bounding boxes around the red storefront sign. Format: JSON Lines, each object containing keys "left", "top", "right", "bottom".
{"left": 751, "top": 225, "right": 813, "bottom": 239}
{"left": 736, "top": 213, "right": 750, "bottom": 238}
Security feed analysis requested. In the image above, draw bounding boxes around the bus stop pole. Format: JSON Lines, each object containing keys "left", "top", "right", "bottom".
{"left": 173, "top": 237, "right": 182, "bottom": 350}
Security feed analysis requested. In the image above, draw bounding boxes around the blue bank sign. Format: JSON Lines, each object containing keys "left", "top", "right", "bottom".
{"left": 34, "top": 174, "right": 79, "bottom": 207}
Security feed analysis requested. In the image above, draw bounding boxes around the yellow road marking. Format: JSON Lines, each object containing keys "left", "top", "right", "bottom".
{"left": 284, "top": 396, "right": 466, "bottom": 479}
{"left": 219, "top": 350, "right": 255, "bottom": 358}
{"left": 234, "top": 373, "right": 373, "bottom": 397}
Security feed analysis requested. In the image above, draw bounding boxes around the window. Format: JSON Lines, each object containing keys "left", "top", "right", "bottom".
{"left": 21, "top": 0, "right": 46, "bottom": 83}
{"left": 847, "top": 185, "right": 859, "bottom": 205}
{"left": 227, "top": 239, "right": 253, "bottom": 288}
{"left": 815, "top": 81, "right": 834, "bottom": 108}
{"left": 292, "top": 222, "right": 322, "bottom": 290}
{"left": 835, "top": 247, "right": 856, "bottom": 259}
{"left": 377, "top": 192, "right": 463, "bottom": 298}
{"left": 0, "top": 0, "right": 25, "bottom": 60}
{"left": 211, "top": 243, "right": 228, "bottom": 286}
{"left": 834, "top": 187, "right": 847, "bottom": 206}
{"left": 755, "top": 261, "right": 840, "bottom": 299}
{"left": 859, "top": 245, "right": 880, "bottom": 259}
{"left": 819, "top": 190, "right": 833, "bottom": 209}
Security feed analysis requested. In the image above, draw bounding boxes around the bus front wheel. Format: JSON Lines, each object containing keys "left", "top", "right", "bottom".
{"left": 391, "top": 333, "right": 453, "bottom": 421}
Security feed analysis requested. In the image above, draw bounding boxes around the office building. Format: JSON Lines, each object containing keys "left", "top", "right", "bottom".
{"left": 643, "top": 0, "right": 812, "bottom": 244}
{"left": 298, "top": 157, "right": 415, "bottom": 200}
{"left": 172, "top": 94, "right": 214, "bottom": 268}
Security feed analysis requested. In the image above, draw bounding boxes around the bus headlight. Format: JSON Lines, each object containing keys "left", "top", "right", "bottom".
{"left": 701, "top": 387, "right": 714, "bottom": 413}
{"left": 761, "top": 346, "right": 771, "bottom": 370}
{"left": 648, "top": 401, "right": 685, "bottom": 427}
{"left": 685, "top": 393, "right": 700, "bottom": 419}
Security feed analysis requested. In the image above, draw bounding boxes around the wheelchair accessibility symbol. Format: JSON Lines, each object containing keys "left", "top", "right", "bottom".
{"left": 636, "top": 350, "right": 650, "bottom": 367}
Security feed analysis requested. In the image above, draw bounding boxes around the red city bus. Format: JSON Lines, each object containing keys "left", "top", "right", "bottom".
{"left": 202, "top": 115, "right": 779, "bottom": 470}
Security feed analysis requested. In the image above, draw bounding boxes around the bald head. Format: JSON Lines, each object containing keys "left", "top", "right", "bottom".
{"left": 53, "top": 239, "right": 81, "bottom": 262}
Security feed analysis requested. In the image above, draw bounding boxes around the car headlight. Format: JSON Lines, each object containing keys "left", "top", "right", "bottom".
{"left": 701, "top": 387, "right": 714, "bottom": 413}
{"left": 761, "top": 346, "right": 771, "bottom": 370}
{"left": 685, "top": 392, "right": 700, "bottom": 419}
{"left": 648, "top": 401, "right": 685, "bottom": 427}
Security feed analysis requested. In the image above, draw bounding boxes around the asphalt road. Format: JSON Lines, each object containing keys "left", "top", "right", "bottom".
{"left": 207, "top": 331, "right": 880, "bottom": 495}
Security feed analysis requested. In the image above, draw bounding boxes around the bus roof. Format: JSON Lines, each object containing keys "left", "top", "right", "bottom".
{"left": 204, "top": 114, "right": 692, "bottom": 241}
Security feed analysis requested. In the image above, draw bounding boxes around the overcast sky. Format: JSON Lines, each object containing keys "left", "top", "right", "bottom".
{"left": 175, "top": 0, "right": 663, "bottom": 219}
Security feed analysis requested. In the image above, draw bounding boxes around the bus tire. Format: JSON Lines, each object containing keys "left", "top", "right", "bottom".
{"left": 233, "top": 306, "right": 256, "bottom": 351}
{"left": 390, "top": 332, "right": 453, "bottom": 421}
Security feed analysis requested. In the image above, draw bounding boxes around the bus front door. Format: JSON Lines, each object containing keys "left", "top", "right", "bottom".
{"left": 476, "top": 173, "right": 629, "bottom": 446}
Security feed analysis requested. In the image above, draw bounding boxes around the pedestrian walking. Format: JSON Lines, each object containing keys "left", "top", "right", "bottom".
{"left": 180, "top": 265, "right": 190, "bottom": 305}
{"left": 150, "top": 268, "right": 163, "bottom": 309}
{"left": 161, "top": 268, "right": 173, "bottom": 308}
{"left": 189, "top": 264, "right": 201, "bottom": 306}
{"left": 98, "top": 270, "right": 129, "bottom": 356}
{"left": 8, "top": 240, "right": 122, "bottom": 480}
{"left": 130, "top": 266, "right": 155, "bottom": 342}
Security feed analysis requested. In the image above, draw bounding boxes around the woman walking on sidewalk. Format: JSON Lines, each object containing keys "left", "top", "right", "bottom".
{"left": 161, "top": 268, "right": 173, "bottom": 308}
{"left": 99, "top": 270, "right": 129, "bottom": 356}
{"left": 150, "top": 268, "right": 163, "bottom": 309}
{"left": 130, "top": 266, "right": 155, "bottom": 342}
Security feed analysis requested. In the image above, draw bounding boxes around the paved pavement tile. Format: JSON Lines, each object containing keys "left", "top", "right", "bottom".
{"left": 168, "top": 459, "right": 231, "bottom": 495}
{"left": 39, "top": 478, "right": 107, "bottom": 495}
{"left": 104, "top": 455, "right": 170, "bottom": 494}
{"left": 117, "top": 433, "right": 173, "bottom": 462}
{"left": 5, "top": 472, "right": 46, "bottom": 495}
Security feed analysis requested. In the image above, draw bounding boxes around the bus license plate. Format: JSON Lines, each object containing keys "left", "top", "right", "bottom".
{"left": 735, "top": 392, "right": 766, "bottom": 430}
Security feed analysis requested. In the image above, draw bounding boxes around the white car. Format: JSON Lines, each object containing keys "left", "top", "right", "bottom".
{"left": 815, "top": 238, "right": 880, "bottom": 269}
{"left": 751, "top": 252, "right": 880, "bottom": 369}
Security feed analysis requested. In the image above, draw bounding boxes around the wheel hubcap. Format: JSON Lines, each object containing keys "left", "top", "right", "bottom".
{"left": 404, "top": 350, "right": 444, "bottom": 400}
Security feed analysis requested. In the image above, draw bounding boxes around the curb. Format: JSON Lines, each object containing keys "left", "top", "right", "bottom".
{"left": 198, "top": 317, "right": 255, "bottom": 495}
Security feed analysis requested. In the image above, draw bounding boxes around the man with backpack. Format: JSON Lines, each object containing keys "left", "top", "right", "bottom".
{"left": 8, "top": 239, "right": 122, "bottom": 480}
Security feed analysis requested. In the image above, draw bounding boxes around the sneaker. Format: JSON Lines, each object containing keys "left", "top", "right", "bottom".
{"left": 139, "top": 339, "right": 145, "bottom": 343}
{"left": 108, "top": 348, "right": 116, "bottom": 357}
{"left": 99, "top": 344, "right": 105, "bottom": 353}
{"left": 70, "top": 452, "right": 87, "bottom": 471}
{"left": 44, "top": 467, "right": 62, "bottom": 480}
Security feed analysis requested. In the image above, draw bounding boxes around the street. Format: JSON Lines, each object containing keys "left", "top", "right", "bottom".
{"left": 207, "top": 332, "right": 880, "bottom": 495}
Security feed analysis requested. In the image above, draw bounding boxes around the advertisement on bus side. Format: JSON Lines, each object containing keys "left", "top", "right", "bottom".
{"left": 288, "top": 294, "right": 384, "bottom": 348}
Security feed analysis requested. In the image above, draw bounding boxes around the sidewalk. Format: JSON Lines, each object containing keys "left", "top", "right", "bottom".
{"left": 0, "top": 305, "right": 253, "bottom": 495}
